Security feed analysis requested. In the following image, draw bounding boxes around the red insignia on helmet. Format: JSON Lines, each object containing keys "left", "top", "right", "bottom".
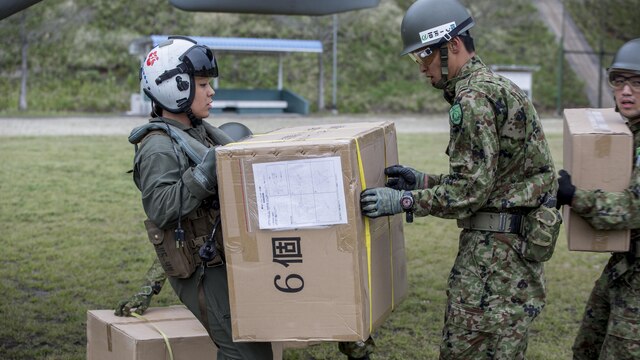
{"left": 146, "top": 51, "right": 159, "bottom": 66}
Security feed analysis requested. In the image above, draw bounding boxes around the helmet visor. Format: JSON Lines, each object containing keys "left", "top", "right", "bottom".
{"left": 608, "top": 72, "right": 640, "bottom": 92}
{"left": 181, "top": 45, "right": 218, "bottom": 78}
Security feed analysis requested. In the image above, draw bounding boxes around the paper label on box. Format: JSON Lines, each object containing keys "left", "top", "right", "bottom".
{"left": 253, "top": 157, "right": 348, "bottom": 229}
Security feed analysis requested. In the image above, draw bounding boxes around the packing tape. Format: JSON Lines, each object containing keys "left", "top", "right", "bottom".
{"left": 245, "top": 124, "right": 381, "bottom": 139}
{"left": 594, "top": 135, "right": 612, "bottom": 158}
{"left": 224, "top": 124, "right": 382, "bottom": 147}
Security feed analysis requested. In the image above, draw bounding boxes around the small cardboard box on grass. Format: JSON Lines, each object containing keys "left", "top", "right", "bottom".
{"left": 563, "top": 108, "right": 632, "bottom": 252}
{"left": 216, "top": 121, "right": 408, "bottom": 342}
{"left": 87, "top": 305, "right": 287, "bottom": 359}
{"left": 86, "top": 305, "right": 217, "bottom": 360}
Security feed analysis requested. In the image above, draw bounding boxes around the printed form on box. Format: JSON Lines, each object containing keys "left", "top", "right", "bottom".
{"left": 253, "top": 156, "right": 348, "bottom": 229}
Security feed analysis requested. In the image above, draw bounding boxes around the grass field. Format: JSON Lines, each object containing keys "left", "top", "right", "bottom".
{"left": 0, "top": 131, "right": 609, "bottom": 359}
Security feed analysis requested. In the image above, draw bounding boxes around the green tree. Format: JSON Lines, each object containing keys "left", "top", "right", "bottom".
{"left": 0, "top": 0, "right": 598, "bottom": 114}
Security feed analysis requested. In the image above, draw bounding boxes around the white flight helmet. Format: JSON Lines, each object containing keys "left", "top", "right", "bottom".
{"left": 140, "top": 36, "right": 218, "bottom": 114}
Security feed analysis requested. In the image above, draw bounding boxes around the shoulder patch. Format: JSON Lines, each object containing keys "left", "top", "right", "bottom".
{"left": 449, "top": 103, "right": 463, "bottom": 126}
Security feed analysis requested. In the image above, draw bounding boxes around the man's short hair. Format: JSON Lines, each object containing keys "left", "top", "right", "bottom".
{"left": 459, "top": 32, "right": 475, "bottom": 53}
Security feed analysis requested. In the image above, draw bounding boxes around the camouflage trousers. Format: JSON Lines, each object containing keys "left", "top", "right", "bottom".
{"left": 440, "top": 230, "right": 546, "bottom": 360}
{"left": 572, "top": 255, "right": 640, "bottom": 360}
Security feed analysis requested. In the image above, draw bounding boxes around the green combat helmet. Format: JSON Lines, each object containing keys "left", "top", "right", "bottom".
{"left": 607, "top": 38, "right": 640, "bottom": 117}
{"left": 608, "top": 38, "right": 640, "bottom": 74}
{"left": 400, "top": 0, "right": 474, "bottom": 88}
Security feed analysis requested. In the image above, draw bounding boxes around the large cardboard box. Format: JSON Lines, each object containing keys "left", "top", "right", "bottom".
{"left": 216, "top": 121, "right": 408, "bottom": 342}
{"left": 563, "top": 108, "right": 632, "bottom": 252}
{"left": 86, "top": 306, "right": 218, "bottom": 360}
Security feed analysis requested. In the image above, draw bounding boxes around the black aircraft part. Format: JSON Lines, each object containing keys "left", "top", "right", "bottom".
{"left": 0, "top": 0, "right": 43, "bottom": 20}
{"left": 169, "top": 0, "right": 380, "bottom": 15}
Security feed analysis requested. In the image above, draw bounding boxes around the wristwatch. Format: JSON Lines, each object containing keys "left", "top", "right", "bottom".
{"left": 400, "top": 191, "right": 414, "bottom": 210}
{"left": 400, "top": 191, "right": 414, "bottom": 223}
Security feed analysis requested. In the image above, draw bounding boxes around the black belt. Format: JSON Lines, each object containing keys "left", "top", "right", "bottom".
{"left": 457, "top": 212, "right": 524, "bottom": 234}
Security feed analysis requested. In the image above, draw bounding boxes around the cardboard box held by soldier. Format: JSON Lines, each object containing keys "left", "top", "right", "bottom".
{"left": 86, "top": 305, "right": 288, "bottom": 359}
{"left": 216, "top": 121, "right": 408, "bottom": 342}
{"left": 563, "top": 108, "right": 632, "bottom": 252}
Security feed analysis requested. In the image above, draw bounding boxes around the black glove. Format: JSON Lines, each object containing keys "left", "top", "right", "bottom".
{"left": 556, "top": 169, "right": 576, "bottom": 209}
{"left": 385, "top": 165, "right": 425, "bottom": 190}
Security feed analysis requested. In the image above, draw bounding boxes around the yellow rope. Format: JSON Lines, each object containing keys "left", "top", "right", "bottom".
{"left": 355, "top": 139, "right": 373, "bottom": 333}
{"left": 130, "top": 312, "right": 174, "bottom": 360}
{"left": 383, "top": 133, "right": 395, "bottom": 311}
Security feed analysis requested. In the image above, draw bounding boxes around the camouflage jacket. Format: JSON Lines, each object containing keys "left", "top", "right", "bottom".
{"left": 571, "top": 117, "right": 640, "bottom": 234}
{"left": 413, "top": 56, "right": 557, "bottom": 218}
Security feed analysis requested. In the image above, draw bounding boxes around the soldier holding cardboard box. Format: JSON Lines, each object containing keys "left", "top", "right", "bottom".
{"left": 115, "top": 35, "right": 376, "bottom": 360}
{"left": 360, "top": 0, "right": 560, "bottom": 358}
{"left": 113, "top": 36, "right": 274, "bottom": 359}
{"left": 556, "top": 38, "right": 640, "bottom": 360}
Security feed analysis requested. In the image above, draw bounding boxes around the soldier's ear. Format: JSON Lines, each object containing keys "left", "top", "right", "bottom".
{"left": 450, "top": 37, "right": 462, "bottom": 53}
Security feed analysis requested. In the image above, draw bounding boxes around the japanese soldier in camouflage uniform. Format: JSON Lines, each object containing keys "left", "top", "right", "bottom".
{"left": 557, "top": 38, "right": 640, "bottom": 360}
{"left": 360, "top": 0, "right": 560, "bottom": 359}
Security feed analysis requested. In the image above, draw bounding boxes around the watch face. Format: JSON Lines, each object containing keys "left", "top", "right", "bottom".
{"left": 401, "top": 196, "right": 413, "bottom": 210}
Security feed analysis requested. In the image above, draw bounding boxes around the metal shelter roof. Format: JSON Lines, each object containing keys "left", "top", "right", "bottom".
{"left": 129, "top": 35, "right": 326, "bottom": 110}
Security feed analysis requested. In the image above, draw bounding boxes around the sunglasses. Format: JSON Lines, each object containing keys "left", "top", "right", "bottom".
{"left": 608, "top": 73, "right": 640, "bottom": 92}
